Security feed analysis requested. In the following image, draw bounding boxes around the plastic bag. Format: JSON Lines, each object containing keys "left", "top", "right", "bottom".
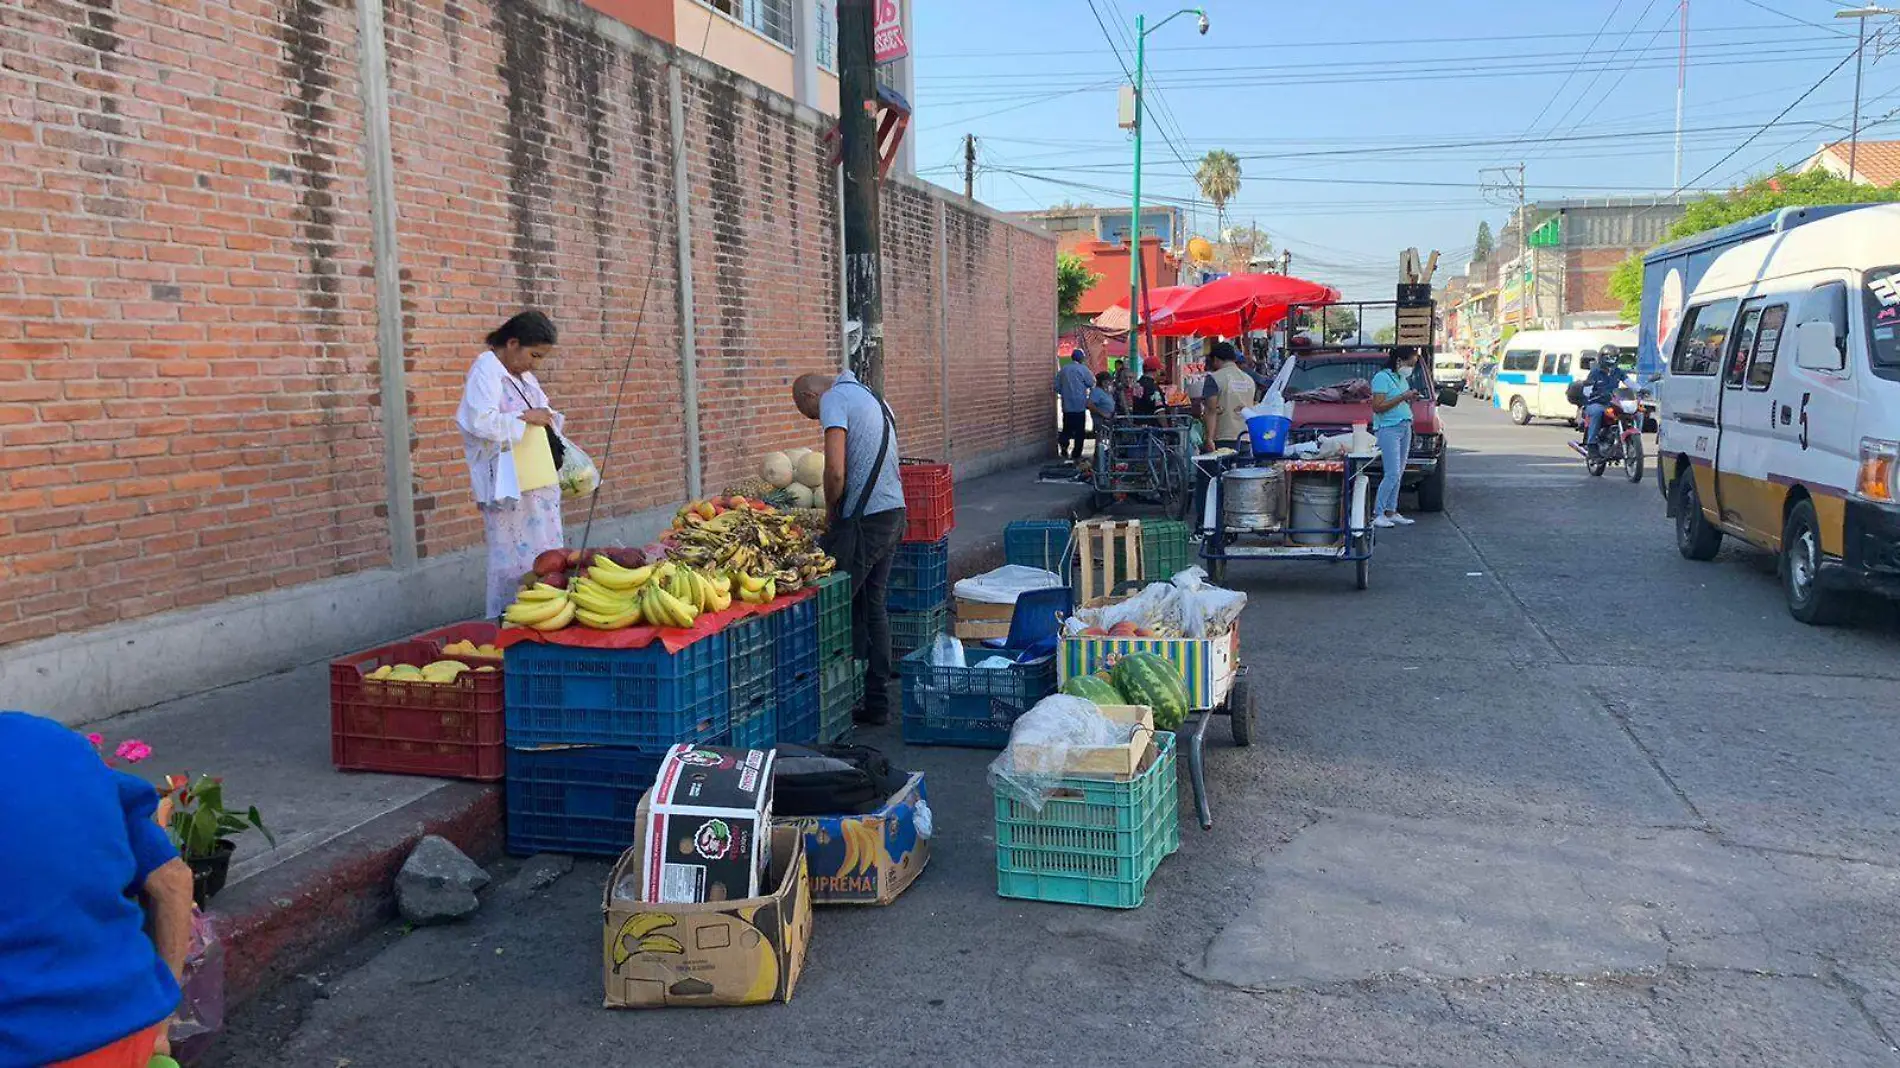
{"left": 1171, "top": 567, "right": 1247, "bottom": 637}
{"left": 986, "top": 696, "right": 1140, "bottom": 812}
{"left": 927, "top": 633, "right": 966, "bottom": 668}
{"left": 972, "top": 655, "right": 1015, "bottom": 669}
{"left": 953, "top": 565, "right": 1064, "bottom": 605}
{"left": 169, "top": 909, "right": 225, "bottom": 1056}
{"left": 557, "top": 435, "right": 600, "bottom": 499}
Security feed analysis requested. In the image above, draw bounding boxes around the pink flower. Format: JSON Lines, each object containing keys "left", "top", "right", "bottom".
{"left": 87, "top": 733, "right": 104, "bottom": 747}
{"left": 114, "top": 739, "right": 152, "bottom": 763}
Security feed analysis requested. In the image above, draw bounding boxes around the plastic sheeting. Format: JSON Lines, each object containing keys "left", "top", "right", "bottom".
{"left": 987, "top": 696, "right": 1140, "bottom": 812}
{"left": 953, "top": 565, "right": 1065, "bottom": 605}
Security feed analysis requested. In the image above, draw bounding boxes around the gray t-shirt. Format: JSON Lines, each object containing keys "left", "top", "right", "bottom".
{"left": 819, "top": 370, "right": 905, "bottom": 517}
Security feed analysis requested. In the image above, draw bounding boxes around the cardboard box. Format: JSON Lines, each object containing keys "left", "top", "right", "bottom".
{"left": 603, "top": 820, "right": 812, "bottom": 1008}
{"left": 1008, "top": 706, "right": 1155, "bottom": 780}
{"left": 953, "top": 598, "right": 1014, "bottom": 641}
{"left": 777, "top": 773, "right": 931, "bottom": 906}
{"left": 640, "top": 745, "right": 774, "bottom": 903}
{"left": 1058, "top": 624, "right": 1240, "bottom": 711}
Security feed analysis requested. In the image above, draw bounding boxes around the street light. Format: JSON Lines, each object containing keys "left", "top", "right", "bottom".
{"left": 1126, "top": 7, "right": 1208, "bottom": 381}
{"left": 1835, "top": 7, "right": 1898, "bottom": 183}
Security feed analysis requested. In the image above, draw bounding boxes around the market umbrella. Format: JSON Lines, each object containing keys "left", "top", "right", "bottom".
{"left": 1092, "top": 285, "right": 1197, "bottom": 333}
{"left": 1150, "top": 273, "right": 1340, "bottom": 337}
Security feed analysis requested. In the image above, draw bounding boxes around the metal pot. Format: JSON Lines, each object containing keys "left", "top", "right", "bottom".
{"left": 1221, "top": 466, "right": 1284, "bottom": 530}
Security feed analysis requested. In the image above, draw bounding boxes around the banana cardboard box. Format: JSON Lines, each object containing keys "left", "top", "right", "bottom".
{"left": 602, "top": 818, "right": 812, "bottom": 1009}
{"left": 777, "top": 773, "right": 931, "bottom": 906}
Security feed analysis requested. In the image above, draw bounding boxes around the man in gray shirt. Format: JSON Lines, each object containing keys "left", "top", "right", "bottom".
{"left": 1054, "top": 349, "right": 1094, "bottom": 462}
{"left": 793, "top": 369, "right": 907, "bottom": 726}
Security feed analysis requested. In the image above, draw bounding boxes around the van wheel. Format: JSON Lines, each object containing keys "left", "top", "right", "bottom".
{"left": 1414, "top": 457, "right": 1446, "bottom": 512}
{"left": 1673, "top": 472, "right": 1722, "bottom": 561}
{"left": 1509, "top": 396, "right": 1530, "bottom": 425}
{"left": 1783, "top": 499, "right": 1847, "bottom": 626}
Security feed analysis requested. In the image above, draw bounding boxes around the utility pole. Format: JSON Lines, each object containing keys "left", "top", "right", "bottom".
{"left": 1281, "top": 250, "right": 1291, "bottom": 276}
{"left": 1125, "top": 7, "right": 1209, "bottom": 386}
{"left": 1834, "top": 8, "right": 1899, "bottom": 183}
{"left": 1673, "top": 0, "right": 1687, "bottom": 188}
{"left": 963, "top": 134, "right": 976, "bottom": 200}
{"left": 838, "top": 0, "right": 884, "bottom": 393}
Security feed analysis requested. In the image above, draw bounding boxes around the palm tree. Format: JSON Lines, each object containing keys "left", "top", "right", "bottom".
{"left": 1195, "top": 149, "right": 1242, "bottom": 235}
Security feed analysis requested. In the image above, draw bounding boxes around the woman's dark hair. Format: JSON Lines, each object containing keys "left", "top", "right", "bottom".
{"left": 487, "top": 310, "right": 558, "bottom": 350}
{"left": 1384, "top": 345, "right": 1418, "bottom": 371}
{"left": 1208, "top": 340, "right": 1238, "bottom": 364}
{"left": 1095, "top": 371, "right": 1112, "bottom": 386}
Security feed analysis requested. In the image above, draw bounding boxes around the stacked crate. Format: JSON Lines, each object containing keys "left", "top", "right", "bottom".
{"left": 772, "top": 597, "right": 821, "bottom": 746}
{"left": 1140, "top": 520, "right": 1191, "bottom": 581}
{"left": 889, "top": 461, "right": 955, "bottom": 657}
{"left": 502, "top": 634, "right": 730, "bottom": 857}
{"left": 814, "top": 571, "right": 860, "bottom": 742}
{"left": 725, "top": 614, "right": 776, "bottom": 751}
{"left": 330, "top": 626, "right": 507, "bottom": 782}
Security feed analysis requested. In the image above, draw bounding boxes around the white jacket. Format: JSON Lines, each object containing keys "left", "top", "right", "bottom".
{"left": 456, "top": 350, "right": 564, "bottom": 506}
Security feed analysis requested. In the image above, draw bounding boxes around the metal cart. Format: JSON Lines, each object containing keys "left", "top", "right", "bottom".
{"left": 1180, "top": 662, "right": 1252, "bottom": 830}
{"left": 1197, "top": 452, "right": 1377, "bottom": 589}
{"left": 1091, "top": 412, "right": 1196, "bottom": 518}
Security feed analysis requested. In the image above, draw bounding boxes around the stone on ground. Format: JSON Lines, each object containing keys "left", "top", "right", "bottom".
{"left": 395, "top": 835, "right": 490, "bottom": 925}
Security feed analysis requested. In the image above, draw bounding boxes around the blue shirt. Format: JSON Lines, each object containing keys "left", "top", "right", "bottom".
{"left": 819, "top": 371, "right": 906, "bottom": 517}
{"left": 0, "top": 712, "right": 180, "bottom": 1066}
{"left": 1087, "top": 386, "right": 1115, "bottom": 419}
{"left": 1583, "top": 365, "right": 1628, "bottom": 405}
{"left": 1371, "top": 369, "right": 1416, "bottom": 430}
{"left": 1054, "top": 361, "right": 1093, "bottom": 413}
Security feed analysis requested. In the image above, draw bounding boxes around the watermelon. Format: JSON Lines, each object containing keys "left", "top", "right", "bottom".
{"left": 1061, "top": 673, "right": 1124, "bottom": 706}
{"left": 1111, "top": 652, "right": 1190, "bottom": 730}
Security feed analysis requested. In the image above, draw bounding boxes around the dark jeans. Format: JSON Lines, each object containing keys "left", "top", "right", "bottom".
{"left": 825, "top": 506, "right": 906, "bottom": 723}
{"left": 1060, "top": 409, "right": 1088, "bottom": 460}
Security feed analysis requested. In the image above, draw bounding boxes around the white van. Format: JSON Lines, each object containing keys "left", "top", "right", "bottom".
{"left": 1493, "top": 328, "right": 1638, "bottom": 425}
{"left": 1647, "top": 203, "right": 1900, "bottom": 624}
{"left": 1434, "top": 349, "right": 1469, "bottom": 392}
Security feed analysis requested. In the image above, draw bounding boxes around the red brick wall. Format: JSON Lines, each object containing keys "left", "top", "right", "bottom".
{"left": 1564, "top": 247, "right": 1636, "bottom": 321}
{"left": 0, "top": 0, "right": 1054, "bottom": 649}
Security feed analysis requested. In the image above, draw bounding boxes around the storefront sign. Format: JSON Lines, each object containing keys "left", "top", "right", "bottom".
{"left": 874, "top": 0, "right": 908, "bottom": 64}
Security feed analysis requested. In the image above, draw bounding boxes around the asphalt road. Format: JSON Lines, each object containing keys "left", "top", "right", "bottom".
{"left": 210, "top": 401, "right": 1900, "bottom": 1068}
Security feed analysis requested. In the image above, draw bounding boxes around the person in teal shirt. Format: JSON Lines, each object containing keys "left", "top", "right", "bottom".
{"left": 1369, "top": 347, "right": 1422, "bottom": 528}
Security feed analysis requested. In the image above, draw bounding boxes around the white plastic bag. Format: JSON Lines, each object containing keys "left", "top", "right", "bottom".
{"left": 953, "top": 565, "right": 1064, "bottom": 605}
{"left": 928, "top": 633, "right": 966, "bottom": 668}
{"left": 557, "top": 436, "right": 600, "bottom": 499}
{"left": 986, "top": 696, "right": 1139, "bottom": 811}
{"left": 1171, "top": 567, "right": 1247, "bottom": 637}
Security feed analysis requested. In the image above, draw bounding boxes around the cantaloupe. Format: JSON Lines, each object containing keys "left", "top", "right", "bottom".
{"left": 786, "top": 446, "right": 813, "bottom": 465}
{"left": 760, "top": 451, "right": 795, "bottom": 489}
{"left": 785, "top": 483, "right": 815, "bottom": 509}
{"left": 793, "top": 451, "right": 825, "bottom": 489}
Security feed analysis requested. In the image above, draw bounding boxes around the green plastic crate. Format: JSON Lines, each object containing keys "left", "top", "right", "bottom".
{"left": 815, "top": 572, "right": 853, "bottom": 662}
{"left": 1141, "top": 520, "right": 1190, "bottom": 582}
{"left": 818, "top": 656, "right": 863, "bottom": 743}
{"left": 994, "top": 732, "right": 1179, "bottom": 909}
{"left": 889, "top": 604, "right": 949, "bottom": 658}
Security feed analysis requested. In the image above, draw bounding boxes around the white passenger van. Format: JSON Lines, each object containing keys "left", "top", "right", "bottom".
{"left": 1434, "top": 349, "right": 1469, "bottom": 391}
{"left": 1647, "top": 203, "right": 1900, "bottom": 624}
{"left": 1492, "top": 328, "right": 1638, "bottom": 425}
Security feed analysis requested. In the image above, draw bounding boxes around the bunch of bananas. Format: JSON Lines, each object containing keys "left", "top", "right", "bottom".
{"left": 733, "top": 571, "right": 777, "bottom": 605}
{"left": 668, "top": 499, "right": 836, "bottom": 590}
{"left": 569, "top": 556, "right": 732, "bottom": 631}
{"left": 502, "top": 582, "right": 574, "bottom": 631}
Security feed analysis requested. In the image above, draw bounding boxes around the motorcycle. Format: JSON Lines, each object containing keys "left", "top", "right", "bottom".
{"left": 1565, "top": 384, "right": 1645, "bottom": 482}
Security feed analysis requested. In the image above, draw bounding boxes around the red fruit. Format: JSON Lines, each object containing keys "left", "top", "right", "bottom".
{"left": 533, "top": 549, "right": 570, "bottom": 576}
{"left": 1133, "top": 627, "right": 1155, "bottom": 638}
{"left": 565, "top": 549, "right": 585, "bottom": 568}
{"left": 1083, "top": 626, "right": 1111, "bottom": 636}
{"left": 542, "top": 572, "right": 569, "bottom": 589}
{"left": 1107, "top": 622, "right": 1141, "bottom": 637}
{"left": 607, "top": 547, "right": 647, "bottom": 568}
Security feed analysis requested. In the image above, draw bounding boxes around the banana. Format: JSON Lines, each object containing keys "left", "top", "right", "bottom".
{"left": 528, "top": 599, "right": 575, "bottom": 631}
{"left": 650, "top": 586, "right": 696, "bottom": 628}
{"left": 712, "top": 573, "right": 732, "bottom": 595}
{"left": 839, "top": 819, "right": 861, "bottom": 876}
{"left": 516, "top": 584, "right": 564, "bottom": 602}
{"left": 576, "top": 602, "right": 643, "bottom": 629}
{"left": 570, "top": 586, "right": 636, "bottom": 615}
{"left": 611, "top": 913, "right": 677, "bottom": 967}
{"left": 590, "top": 561, "right": 653, "bottom": 589}
{"left": 737, "top": 572, "right": 766, "bottom": 594}
{"left": 762, "top": 578, "right": 776, "bottom": 602}
{"left": 708, "top": 586, "right": 731, "bottom": 613}
{"left": 636, "top": 933, "right": 685, "bottom": 955}
{"left": 503, "top": 594, "right": 567, "bottom": 626}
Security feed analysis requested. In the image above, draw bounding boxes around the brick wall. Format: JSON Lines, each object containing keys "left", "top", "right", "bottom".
{"left": 0, "top": 0, "right": 1054, "bottom": 649}
{"left": 1564, "top": 247, "right": 1636, "bottom": 321}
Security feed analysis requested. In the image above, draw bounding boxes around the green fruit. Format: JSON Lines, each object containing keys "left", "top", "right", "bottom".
{"left": 1061, "top": 674, "right": 1124, "bottom": 706}
{"left": 1111, "top": 652, "right": 1190, "bottom": 730}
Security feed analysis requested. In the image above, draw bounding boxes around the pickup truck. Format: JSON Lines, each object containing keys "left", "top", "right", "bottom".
{"left": 1280, "top": 350, "right": 1458, "bottom": 512}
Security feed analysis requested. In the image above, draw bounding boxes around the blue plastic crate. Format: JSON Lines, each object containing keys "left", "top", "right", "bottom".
{"left": 899, "top": 645, "right": 1059, "bottom": 749}
{"left": 505, "top": 745, "right": 664, "bottom": 857}
{"left": 725, "top": 614, "right": 774, "bottom": 713}
{"left": 889, "top": 537, "right": 950, "bottom": 612}
{"left": 776, "top": 672, "right": 820, "bottom": 746}
{"left": 772, "top": 597, "right": 819, "bottom": 686}
{"left": 504, "top": 636, "right": 729, "bottom": 749}
{"left": 730, "top": 698, "right": 777, "bottom": 752}
{"left": 1004, "top": 520, "right": 1073, "bottom": 576}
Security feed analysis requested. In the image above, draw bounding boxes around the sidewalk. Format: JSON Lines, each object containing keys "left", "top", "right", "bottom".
{"left": 89, "top": 462, "right": 1092, "bottom": 1007}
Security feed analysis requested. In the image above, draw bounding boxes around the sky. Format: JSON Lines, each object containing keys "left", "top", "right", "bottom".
{"left": 907, "top": 0, "right": 1900, "bottom": 299}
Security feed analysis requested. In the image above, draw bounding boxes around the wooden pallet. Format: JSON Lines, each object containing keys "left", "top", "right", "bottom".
{"left": 1075, "top": 518, "right": 1144, "bottom": 606}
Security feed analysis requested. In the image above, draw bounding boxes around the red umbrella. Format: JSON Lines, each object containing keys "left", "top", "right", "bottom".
{"left": 1093, "top": 285, "right": 1196, "bottom": 332}
{"left": 1150, "top": 274, "right": 1340, "bottom": 337}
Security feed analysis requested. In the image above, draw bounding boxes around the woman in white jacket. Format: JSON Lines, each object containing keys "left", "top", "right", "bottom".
{"left": 456, "top": 311, "right": 565, "bottom": 617}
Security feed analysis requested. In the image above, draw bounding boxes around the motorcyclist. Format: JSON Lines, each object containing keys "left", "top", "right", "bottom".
{"left": 1581, "top": 345, "right": 1630, "bottom": 457}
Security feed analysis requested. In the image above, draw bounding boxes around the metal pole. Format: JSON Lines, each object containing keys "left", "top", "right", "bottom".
{"left": 839, "top": 0, "right": 884, "bottom": 392}
{"left": 668, "top": 67, "right": 702, "bottom": 501}
{"left": 964, "top": 133, "right": 975, "bottom": 200}
{"left": 1673, "top": 0, "right": 1686, "bottom": 188}
{"left": 1853, "top": 14, "right": 1868, "bottom": 182}
{"left": 1127, "top": 12, "right": 1145, "bottom": 384}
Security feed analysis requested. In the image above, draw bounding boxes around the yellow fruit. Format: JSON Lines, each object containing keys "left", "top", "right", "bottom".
{"left": 529, "top": 600, "right": 576, "bottom": 631}
{"left": 504, "top": 594, "right": 568, "bottom": 626}
{"left": 475, "top": 665, "right": 497, "bottom": 673}
{"left": 366, "top": 664, "right": 394, "bottom": 680}
{"left": 475, "top": 644, "right": 502, "bottom": 658}
{"left": 388, "top": 664, "right": 425, "bottom": 681}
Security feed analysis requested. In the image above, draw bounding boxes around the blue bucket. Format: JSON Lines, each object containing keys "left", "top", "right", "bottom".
{"left": 1248, "top": 414, "right": 1291, "bottom": 457}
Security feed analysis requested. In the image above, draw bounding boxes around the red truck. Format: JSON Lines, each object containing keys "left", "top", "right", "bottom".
{"left": 1278, "top": 343, "right": 1459, "bottom": 513}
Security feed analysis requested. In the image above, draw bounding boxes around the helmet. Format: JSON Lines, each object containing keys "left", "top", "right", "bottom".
{"left": 1597, "top": 344, "right": 1621, "bottom": 368}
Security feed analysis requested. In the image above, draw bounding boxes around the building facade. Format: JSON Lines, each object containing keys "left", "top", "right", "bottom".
{"left": 1015, "top": 205, "right": 1185, "bottom": 256}
{"left": 1493, "top": 196, "right": 1686, "bottom": 332}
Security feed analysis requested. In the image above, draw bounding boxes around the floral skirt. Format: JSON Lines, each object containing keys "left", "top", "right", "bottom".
{"left": 480, "top": 487, "right": 564, "bottom": 618}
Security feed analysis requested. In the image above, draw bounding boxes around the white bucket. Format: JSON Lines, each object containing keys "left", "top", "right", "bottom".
{"left": 1288, "top": 478, "right": 1343, "bottom": 546}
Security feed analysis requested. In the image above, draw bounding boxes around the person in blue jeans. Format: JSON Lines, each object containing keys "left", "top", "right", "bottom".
{"left": 1581, "top": 345, "right": 1630, "bottom": 456}
{"left": 1369, "top": 347, "right": 1422, "bottom": 528}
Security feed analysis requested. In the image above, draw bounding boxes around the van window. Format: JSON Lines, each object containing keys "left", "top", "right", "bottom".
{"left": 1541, "top": 352, "right": 1559, "bottom": 376}
{"left": 1502, "top": 349, "right": 1540, "bottom": 372}
{"left": 1725, "top": 304, "right": 1763, "bottom": 388}
{"left": 1579, "top": 354, "right": 1597, "bottom": 372}
{"left": 1862, "top": 267, "right": 1900, "bottom": 381}
{"left": 1672, "top": 298, "right": 1739, "bottom": 376}
{"left": 1747, "top": 305, "right": 1788, "bottom": 390}
{"left": 1556, "top": 354, "right": 1572, "bottom": 376}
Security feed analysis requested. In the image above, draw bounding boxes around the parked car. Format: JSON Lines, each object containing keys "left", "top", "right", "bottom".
{"left": 1470, "top": 359, "right": 1498, "bottom": 401}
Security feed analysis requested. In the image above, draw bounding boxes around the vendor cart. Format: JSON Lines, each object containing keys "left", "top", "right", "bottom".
{"left": 1196, "top": 452, "right": 1377, "bottom": 589}
{"left": 1091, "top": 412, "right": 1195, "bottom": 518}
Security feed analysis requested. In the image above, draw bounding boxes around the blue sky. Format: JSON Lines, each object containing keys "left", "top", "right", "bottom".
{"left": 908, "top": 0, "right": 1899, "bottom": 298}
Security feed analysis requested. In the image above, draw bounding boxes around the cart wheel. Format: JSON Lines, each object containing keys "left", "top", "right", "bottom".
{"left": 1227, "top": 676, "right": 1255, "bottom": 747}
{"left": 1355, "top": 555, "right": 1369, "bottom": 590}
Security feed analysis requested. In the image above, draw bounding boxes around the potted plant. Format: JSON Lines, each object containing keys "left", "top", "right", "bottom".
{"left": 164, "top": 774, "right": 274, "bottom": 905}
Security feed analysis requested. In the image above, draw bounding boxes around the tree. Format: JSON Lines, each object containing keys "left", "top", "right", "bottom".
{"left": 1322, "top": 306, "right": 1360, "bottom": 341}
{"left": 1608, "top": 168, "right": 1900, "bottom": 321}
{"left": 1056, "top": 252, "right": 1101, "bottom": 319}
{"left": 1474, "top": 220, "right": 1494, "bottom": 260}
{"left": 1219, "top": 224, "right": 1271, "bottom": 271}
{"left": 1195, "top": 149, "right": 1242, "bottom": 234}
{"left": 1373, "top": 325, "right": 1398, "bottom": 344}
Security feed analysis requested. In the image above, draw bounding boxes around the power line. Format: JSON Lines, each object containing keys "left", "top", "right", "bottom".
{"left": 1508, "top": 0, "right": 1629, "bottom": 154}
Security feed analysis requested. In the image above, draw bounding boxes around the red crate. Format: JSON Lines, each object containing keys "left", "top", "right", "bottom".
{"left": 330, "top": 639, "right": 506, "bottom": 781}
{"left": 900, "top": 460, "right": 954, "bottom": 543}
{"left": 411, "top": 620, "right": 504, "bottom": 662}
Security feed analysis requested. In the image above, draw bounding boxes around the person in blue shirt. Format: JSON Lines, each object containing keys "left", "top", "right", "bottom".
{"left": 1581, "top": 345, "right": 1631, "bottom": 457}
{"left": 1086, "top": 371, "right": 1116, "bottom": 452}
{"left": 1, "top": 711, "right": 193, "bottom": 1067}
{"left": 1053, "top": 349, "right": 1094, "bottom": 462}
{"left": 1370, "top": 347, "right": 1423, "bottom": 528}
